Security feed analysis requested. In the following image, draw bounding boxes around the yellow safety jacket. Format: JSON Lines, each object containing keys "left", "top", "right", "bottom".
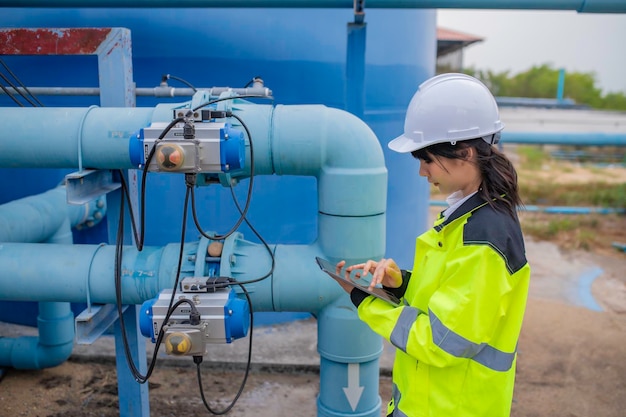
{"left": 353, "top": 194, "right": 530, "bottom": 417}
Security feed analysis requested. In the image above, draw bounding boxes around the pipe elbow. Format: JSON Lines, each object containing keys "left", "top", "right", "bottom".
{"left": 0, "top": 304, "right": 75, "bottom": 369}
{"left": 1, "top": 336, "right": 74, "bottom": 370}
{"left": 318, "top": 107, "right": 387, "bottom": 217}
{"left": 271, "top": 105, "right": 387, "bottom": 217}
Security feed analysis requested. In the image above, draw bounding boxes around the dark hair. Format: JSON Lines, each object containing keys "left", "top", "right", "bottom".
{"left": 411, "top": 138, "right": 522, "bottom": 217}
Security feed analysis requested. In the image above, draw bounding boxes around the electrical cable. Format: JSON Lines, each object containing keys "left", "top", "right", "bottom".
{"left": 190, "top": 113, "right": 255, "bottom": 241}
{"left": 132, "top": 115, "right": 187, "bottom": 251}
{"left": 115, "top": 176, "right": 193, "bottom": 383}
{"left": 163, "top": 74, "right": 198, "bottom": 92}
{"left": 243, "top": 76, "right": 262, "bottom": 88}
{"left": 0, "top": 72, "right": 39, "bottom": 107}
{"left": 0, "top": 81, "right": 23, "bottom": 107}
{"left": 0, "top": 58, "right": 43, "bottom": 107}
{"left": 225, "top": 182, "right": 276, "bottom": 285}
{"left": 195, "top": 283, "right": 254, "bottom": 415}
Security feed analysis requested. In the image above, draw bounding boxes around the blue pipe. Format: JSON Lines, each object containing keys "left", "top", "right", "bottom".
{"left": 556, "top": 68, "right": 566, "bottom": 102}
{"left": 2, "top": 0, "right": 624, "bottom": 12}
{"left": 501, "top": 131, "right": 626, "bottom": 146}
{"left": 432, "top": 200, "right": 626, "bottom": 215}
{"left": 0, "top": 301, "right": 75, "bottom": 369}
{"left": 0, "top": 186, "right": 106, "bottom": 242}
{"left": 0, "top": 107, "right": 153, "bottom": 169}
{"left": 0, "top": 194, "right": 81, "bottom": 370}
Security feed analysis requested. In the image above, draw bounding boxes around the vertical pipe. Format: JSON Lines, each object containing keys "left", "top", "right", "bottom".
{"left": 557, "top": 68, "right": 565, "bottom": 102}
{"left": 346, "top": 20, "right": 367, "bottom": 118}
{"left": 317, "top": 302, "right": 383, "bottom": 417}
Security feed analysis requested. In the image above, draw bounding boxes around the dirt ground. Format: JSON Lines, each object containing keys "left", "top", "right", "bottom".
{"left": 1, "top": 156, "right": 626, "bottom": 417}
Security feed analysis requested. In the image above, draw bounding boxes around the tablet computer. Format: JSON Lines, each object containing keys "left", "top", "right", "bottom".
{"left": 315, "top": 256, "right": 401, "bottom": 307}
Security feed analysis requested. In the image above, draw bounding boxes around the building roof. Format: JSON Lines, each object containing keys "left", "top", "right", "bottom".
{"left": 437, "top": 27, "right": 483, "bottom": 57}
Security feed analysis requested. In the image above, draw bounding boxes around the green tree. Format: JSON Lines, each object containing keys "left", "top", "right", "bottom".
{"left": 464, "top": 64, "right": 624, "bottom": 111}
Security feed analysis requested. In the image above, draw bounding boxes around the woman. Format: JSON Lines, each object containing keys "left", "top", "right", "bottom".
{"left": 336, "top": 73, "right": 530, "bottom": 417}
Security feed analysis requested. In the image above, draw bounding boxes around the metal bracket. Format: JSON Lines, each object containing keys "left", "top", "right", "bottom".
{"left": 65, "top": 169, "right": 121, "bottom": 205}
{"left": 75, "top": 303, "right": 128, "bottom": 345}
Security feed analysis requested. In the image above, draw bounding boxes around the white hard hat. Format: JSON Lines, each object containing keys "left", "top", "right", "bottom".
{"left": 388, "top": 73, "right": 504, "bottom": 153}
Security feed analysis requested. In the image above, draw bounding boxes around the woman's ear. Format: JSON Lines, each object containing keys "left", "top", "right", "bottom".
{"left": 459, "top": 145, "right": 474, "bottom": 161}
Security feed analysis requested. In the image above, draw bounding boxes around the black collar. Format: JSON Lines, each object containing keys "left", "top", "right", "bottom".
{"left": 433, "top": 193, "right": 488, "bottom": 232}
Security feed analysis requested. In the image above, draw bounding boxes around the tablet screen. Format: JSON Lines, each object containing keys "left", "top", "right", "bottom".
{"left": 315, "top": 257, "right": 401, "bottom": 307}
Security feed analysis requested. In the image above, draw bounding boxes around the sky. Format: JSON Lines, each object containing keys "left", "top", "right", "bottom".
{"left": 437, "top": 9, "right": 626, "bottom": 94}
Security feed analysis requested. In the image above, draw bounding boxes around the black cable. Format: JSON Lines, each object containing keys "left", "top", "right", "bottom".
{"left": 243, "top": 76, "right": 262, "bottom": 88}
{"left": 0, "top": 72, "right": 39, "bottom": 107}
{"left": 0, "top": 58, "right": 43, "bottom": 106}
{"left": 132, "top": 115, "right": 187, "bottom": 251}
{"left": 0, "top": 80, "right": 23, "bottom": 107}
{"left": 190, "top": 113, "right": 277, "bottom": 287}
{"left": 114, "top": 182, "right": 192, "bottom": 383}
{"left": 196, "top": 283, "right": 254, "bottom": 415}
{"left": 163, "top": 74, "right": 198, "bottom": 92}
{"left": 190, "top": 113, "right": 255, "bottom": 241}
{"left": 225, "top": 182, "right": 276, "bottom": 285}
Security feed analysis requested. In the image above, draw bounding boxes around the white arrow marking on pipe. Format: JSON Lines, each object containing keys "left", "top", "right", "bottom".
{"left": 343, "top": 363, "right": 364, "bottom": 411}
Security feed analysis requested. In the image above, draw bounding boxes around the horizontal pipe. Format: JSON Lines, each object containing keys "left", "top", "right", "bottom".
{"left": 0, "top": 243, "right": 175, "bottom": 304}
{"left": 0, "top": 186, "right": 106, "bottom": 243}
{"left": 0, "top": 107, "right": 154, "bottom": 169}
{"left": 0, "top": 86, "right": 273, "bottom": 98}
{"left": 501, "top": 131, "right": 626, "bottom": 146}
{"left": 1, "top": 0, "right": 624, "bottom": 12}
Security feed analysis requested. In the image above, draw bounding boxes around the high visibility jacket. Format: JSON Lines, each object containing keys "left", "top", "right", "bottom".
{"left": 353, "top": 194, "right": 530, "bottom": 417}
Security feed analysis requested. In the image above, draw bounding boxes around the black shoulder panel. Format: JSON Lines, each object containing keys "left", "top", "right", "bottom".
{"left": 463, "top": 205, "right": 527, "bottom": 275}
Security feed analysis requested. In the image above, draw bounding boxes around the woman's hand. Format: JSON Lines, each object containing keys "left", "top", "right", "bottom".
{"left": 336, "top": 258, "right": 403, "bottom": 292}
{"left": 334, "top": 260, "right": 356, "bottom": 293}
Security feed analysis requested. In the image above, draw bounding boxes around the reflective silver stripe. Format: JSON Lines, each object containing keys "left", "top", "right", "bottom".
{"left": 389, "top": 306, "right": 420, "bottom": 353}
{"left": 390, "top": 383, "right": 409, "bottom": 417}
{"left": 430, "top": 309, "right": 515, "bottom": 372}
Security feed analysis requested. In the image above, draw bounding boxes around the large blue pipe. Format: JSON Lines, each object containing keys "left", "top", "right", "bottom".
{"left": 1, "top": 0, "right": 624, "bottom": 12}
{"left": 0, "top": 102, "right": 387, "bottom": 217}
{"left": 0, "top": 107, "right": 153, "bottom": 169}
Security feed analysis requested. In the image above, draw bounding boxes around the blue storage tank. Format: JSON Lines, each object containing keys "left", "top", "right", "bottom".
{"left": 0, "top": 7, "right": 434, "bottom": 324}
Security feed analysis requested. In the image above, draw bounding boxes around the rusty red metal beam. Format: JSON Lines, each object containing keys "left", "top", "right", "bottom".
{"left": 0, "top": 28, "right": 112, "bottom": 55}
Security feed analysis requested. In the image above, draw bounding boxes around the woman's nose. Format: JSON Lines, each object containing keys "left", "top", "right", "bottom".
{"left": 418, "top": 161, "right": 427, "bottom": 177}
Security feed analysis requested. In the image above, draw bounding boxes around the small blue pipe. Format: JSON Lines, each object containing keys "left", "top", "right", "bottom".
{"left": 556, "top": 68, "right": 565, "bottom": 102}
{"left": 431, "top": 200, "right": 626, "bottom": 215}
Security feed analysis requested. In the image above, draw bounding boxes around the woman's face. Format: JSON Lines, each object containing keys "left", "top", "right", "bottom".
{"left": 417, "top": 151, "right": 481, "bottom": 196}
